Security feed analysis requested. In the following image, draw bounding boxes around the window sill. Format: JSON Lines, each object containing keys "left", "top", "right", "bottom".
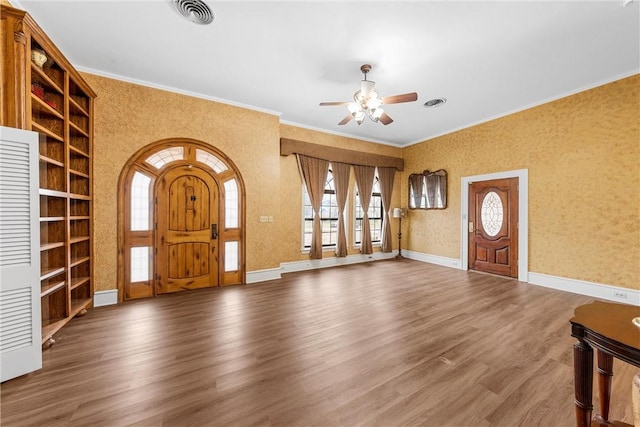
{"left": 301, "top": 246, "right": 337, "bottom": 254}
{"left": 301, "top": 243, "right": 381, "bottom": 254}
{"left": 353, "top": 243, "right": 382, "bottom": 249}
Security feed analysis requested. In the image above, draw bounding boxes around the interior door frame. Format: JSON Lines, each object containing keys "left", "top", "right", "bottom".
{"left": 460, "top": 169, "right": 528, "bottom": 281}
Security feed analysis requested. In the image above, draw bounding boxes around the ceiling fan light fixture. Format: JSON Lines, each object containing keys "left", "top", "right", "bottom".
{"left": 360, "top": 80, "right": 376, "bottom": 98}
{"left": 319, "top": 64, "right": 418, "bottom": 126}
{"left": 348, "top": 102, "right": 361, "bottom": 115}
{"left": 366, "top": 97, "right": 382, "bottom": 110}
{"left": 353, "top": 90, "right": 363, "bottom": 104}
{"left": 371, "top": 107, "right": 384, "bottom": 120}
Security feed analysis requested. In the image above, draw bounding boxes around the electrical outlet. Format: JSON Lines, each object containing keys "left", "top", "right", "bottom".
{"left": 613, "top": 290, "right": 628, "bottom": 300}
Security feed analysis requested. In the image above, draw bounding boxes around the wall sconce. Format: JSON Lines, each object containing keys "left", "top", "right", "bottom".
{"left": 393, "top": 208, "right": 406, "bottom": 259}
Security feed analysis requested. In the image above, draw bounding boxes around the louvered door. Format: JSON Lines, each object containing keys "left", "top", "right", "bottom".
{"left": 0, "top": 126, "right": 42, "bottom": 382}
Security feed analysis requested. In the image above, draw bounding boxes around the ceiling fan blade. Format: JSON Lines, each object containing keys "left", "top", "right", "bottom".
{"left": 338, "top": 114, "right": 353, "bottom": 125}
{"left": 381, "top": 92, "right": 418, "bottom": 105}
{"left": 320, "top": 101, "right": 350, "bottom": 107}
{"left": 379, "top": 112, "right": 393, "bottom": 125}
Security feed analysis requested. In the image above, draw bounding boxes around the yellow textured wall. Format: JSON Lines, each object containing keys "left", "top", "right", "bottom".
{"left": 402, "top": 75, "right": 639, "bottom": 289}
{"left": 85, "top": 71, "right": 638, "bottom": 293}
{"left": 278, "top": 125, "right": 403, "bottom": 262}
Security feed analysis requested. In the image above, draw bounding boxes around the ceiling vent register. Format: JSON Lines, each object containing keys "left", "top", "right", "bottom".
{"left": 171, "top": 0, "right": 214, "bottom": 25}
{"left": 424, "top": 98, "right": 447, "bottom": 108}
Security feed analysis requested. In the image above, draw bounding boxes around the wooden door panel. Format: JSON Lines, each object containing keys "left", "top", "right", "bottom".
{"left": 468, "top": 178, "right": 518, "bottom": 278}
{"left": 476, "top": 246, "right": 487, "bottom": 261}
{"left": 496, "top": 247, "right": 509, "bottom": 265}
{"left": 192, "top": 243, "right": 209, "bottom": 277}
{"left": 168, "top": 243, "right": 210, "bottom": 278}
{"left": 157, "top": 166, "right": 219, "bottom": 294}
{"left": 169, "top": 176, "right": 209, "bottom": 232}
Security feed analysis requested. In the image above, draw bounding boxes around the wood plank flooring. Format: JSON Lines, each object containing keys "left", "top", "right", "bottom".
{"left": 1, "top": 260, "right": 637, "bottom": 426}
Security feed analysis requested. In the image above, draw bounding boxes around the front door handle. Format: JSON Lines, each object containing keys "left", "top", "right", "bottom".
{"left": 211, "top": 224, "right": 218, "bottom": 240}
{"left": 469, "top": 222, "right": 482, "bottom": 234}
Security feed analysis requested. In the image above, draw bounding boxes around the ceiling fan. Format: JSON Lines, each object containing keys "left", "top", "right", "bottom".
{"left": 320, "top": 64, "right": 418, "bottom": 126}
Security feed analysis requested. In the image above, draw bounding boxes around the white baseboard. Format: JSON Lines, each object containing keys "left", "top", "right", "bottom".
{"left": 402, "top": 250, "right": 462, "bottom": 269}
{"left": 279, "top": 251, "right": 397, "bottom": 274}
{"left": 528, "top": 272, "right": 640, "bottom": 306}
{"left": 93, "top": 290, "right": 118, "bottom": 307}
{"left": 246, "top": 268, "right": 282, "bottom": 283}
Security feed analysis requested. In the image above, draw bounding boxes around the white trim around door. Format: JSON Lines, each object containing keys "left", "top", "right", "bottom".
{"left": 460, "top": 169, "right": 528, "bottom": 282}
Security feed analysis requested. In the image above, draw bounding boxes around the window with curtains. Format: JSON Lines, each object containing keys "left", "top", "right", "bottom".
{"left": 354, "top": 175, "right": 382, "bottom": 245}
{"left": 303, "top": 167, "right": 339, "bottom": 249}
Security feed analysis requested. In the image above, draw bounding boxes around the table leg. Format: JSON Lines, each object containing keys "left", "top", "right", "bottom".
{"left": 574, "top": 339, "right": 593, "bottom": 427}
{"left": 596, "top": 349, "right": 613, "bottom": 422}
{"left": 633, "top": 374, "right": 640, "bottom": 427}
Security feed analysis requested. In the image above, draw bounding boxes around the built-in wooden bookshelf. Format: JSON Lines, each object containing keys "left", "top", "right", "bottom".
{"left": 1, "top": 4, "right": 96, "bottom": 347}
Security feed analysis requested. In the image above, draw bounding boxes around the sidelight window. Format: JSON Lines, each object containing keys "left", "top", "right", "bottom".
{"left": 130, "top": 246, "right": 151, "bottom": 282}
{"left": 224, "top": 179, "right": 238, "bottom": 228}
{"left": 225, "top": 241, "right": 239, "bottom": 272}
{"left": 130, "top": 171, "right": 152, "bottom": 231}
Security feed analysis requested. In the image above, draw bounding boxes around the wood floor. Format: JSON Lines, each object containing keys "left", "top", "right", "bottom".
{"left": 1, "top": 260, "right": 637, "bottom": 426}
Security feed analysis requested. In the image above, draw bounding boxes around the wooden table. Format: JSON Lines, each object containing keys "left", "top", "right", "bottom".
{"left": 570, "top": 301, "right": 640, "bottom": 427}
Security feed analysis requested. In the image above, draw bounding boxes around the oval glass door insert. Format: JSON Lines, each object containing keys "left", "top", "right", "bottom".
{"left": 481, "top": 191, "right": 503, "bottom": 236}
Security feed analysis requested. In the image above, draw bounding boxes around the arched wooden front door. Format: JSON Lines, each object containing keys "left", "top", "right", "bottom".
{"left": 118, "top": 139, "right": 245, "bottom": 301}
{"left": 156, "top": 166, "right": 219, "bottom": 294}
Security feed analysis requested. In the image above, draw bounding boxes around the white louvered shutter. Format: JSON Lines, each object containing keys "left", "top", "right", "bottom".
{"left": 0, "top": 126, "right": 42, "bottom": 382}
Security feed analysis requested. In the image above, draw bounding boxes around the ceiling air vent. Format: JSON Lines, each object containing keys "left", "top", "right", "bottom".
{"left": 424, "top": 98, "right": 447, "bottom": 108}
{"left": 171, "top": 0, "right": 214, "bottom": 25}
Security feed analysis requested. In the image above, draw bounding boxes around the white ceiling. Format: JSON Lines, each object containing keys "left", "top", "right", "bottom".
{"left": 13, "top": 0, "right": 640, "bottom": 146}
